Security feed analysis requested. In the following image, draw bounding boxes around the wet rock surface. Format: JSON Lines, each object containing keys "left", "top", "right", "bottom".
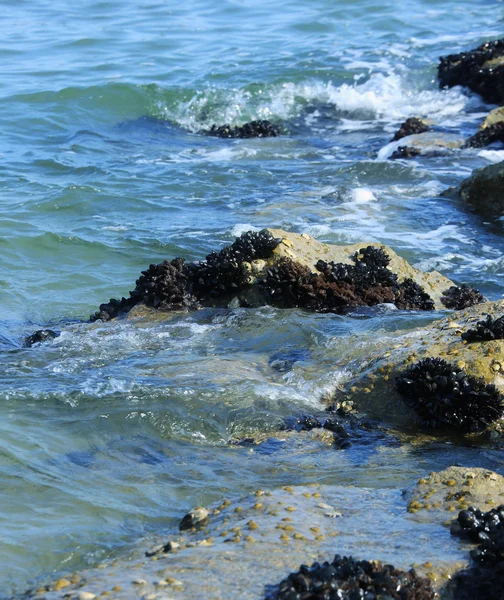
{"left": 441, "top": 160, "right": 504, "bottom": 216}
{"left": 333, "top": 300, "right": 504, "bottom": 433}
{"left": 25, "top": 479, "right": 470, "bottom": 600}
{"left": 438, "top": 38, "right": 504, "bottom": 104}
{"left": 201, "top": 119, "right": 282, "bottom": 138}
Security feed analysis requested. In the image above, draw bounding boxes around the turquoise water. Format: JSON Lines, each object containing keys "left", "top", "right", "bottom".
{"left": 1, "top": 0, "right": 503, "bottom": 594}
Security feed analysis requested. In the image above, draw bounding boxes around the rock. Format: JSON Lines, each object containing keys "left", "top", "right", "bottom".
{"left": 265, "top": 229, "right": 454, "bottom": 310}
{"left": 179, "top": 507, "right": 209, "bottom": 531}
{"left": 482, "top": 106, "right": 504, "bottom": 129}
{"left": 441, "top": 160, "right": 504, "bottom": 216}
{"left": 464, "top": 122, "right": 504, "bottom": 148}
{"left": 201, "top": 120, "right": 282, "bottom": 139}
{"left": 438, "top": 39, "right": 504, "bottom": 104}
{"left": 380, "top": 132, "right": 465, "bottom": 160}
{"left": 406, "top": 467, "right": 504, "bottom": 521}
{"left": 76, "top": 592, "right": 97, "bottom": 600}
{"left": 25, "top": 329, "right": 58, "bottom": 347}
{"left": 93, "top": 229, "right": 455, "bottom": 320}
{"left": 390, "top": 145, "right": 422, "bottom": 159}
{"left": 392, "top": 117, "right": 430, "bottom": 141}
{"left": 23, "top": 483, "right": 469, "bottom": 599}
{"left": 333, "top": 300, "right": 504, "bottom": 434}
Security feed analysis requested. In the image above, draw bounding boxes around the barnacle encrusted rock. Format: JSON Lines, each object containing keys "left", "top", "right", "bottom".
{"left": 333, "top": 301, "right": 504, "bottom": 434}
{"left": 438, "top": 39, "right": 504, "bottom": 104}
{"left": 442, "top": 160, "right": 504, "bottom": 217}
{"left": 201, "top": 120, "right": 282, "bottom": 139}
{"left": 396, "top": 357, "right": 502, "bottom": 432}
{"left": 91, "top": 229, "right": 455, "bottom": 321}
{"left": 269, "top": 555, "right": 435, "bottom": 600}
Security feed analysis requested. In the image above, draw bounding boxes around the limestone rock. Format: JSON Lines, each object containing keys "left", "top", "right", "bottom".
{"left": 441, "top": 160, "right": 504, "bottom": 216}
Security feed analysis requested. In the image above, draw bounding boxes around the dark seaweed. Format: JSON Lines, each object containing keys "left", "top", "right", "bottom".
{"left": 396, "top": 357, "right": 503, "bottom": 432}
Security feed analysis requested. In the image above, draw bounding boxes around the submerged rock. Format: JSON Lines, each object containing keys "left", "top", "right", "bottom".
{"left": 438, "top": 39, "right": 504, "bottom": 104}
{"left": 268, "top": 555, "right": 435, "bottom": 600}
{"left": 441, "top": 160, "right": 504, "bottom": 216}
{"left": 24, "top": 329, "right": 58, "bottom": 347}
{"left": 92, "top": 229, "right": 454, "bottom": 321}
{"left": 201, "top": 120, "right": 282, "bottom": 139}
{"left": 390, "top": 145, "right": 422, "bottom": 160}
{"left": 392, "top": 117, "right": 430, "bottom": 142}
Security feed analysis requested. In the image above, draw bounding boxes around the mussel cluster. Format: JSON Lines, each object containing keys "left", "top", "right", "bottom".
{"left": 395, "top": 278, "right": 434, "bottom": 311}
{"left": 262, "top": 246, "right": 433, "bottom": 313}
{"left": 464, "top": 122, "right": 504, "bottom": 149}
{"left": 449, "top": 505, "right": 504, "bottom": 600}
{"left": 395, "top": 357, "right": 503, "bottom": 432}
{"left": 268, "top": 555, "right": 434, "bottom": 600}
{"left": 202, "top": 119, "right": 281, "bottom": 139}
{"left": 91, "top": 230, "right": 281, "bottom": 321}
{"left": 461, "top": 314, "right": 504, "bottom": 343}
{"left": 440, "top": 284, "right": 485, "bottom": 310}
{"left": 392, "top": 117, "right": 430, "bottom": 142}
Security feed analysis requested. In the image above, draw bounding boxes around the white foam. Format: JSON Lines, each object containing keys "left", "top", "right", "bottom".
{"left": 478, "top": 150, "right": 504, "bottom": 164}
{"left": 230, "top": 223, "right": 260, "bottom": 237}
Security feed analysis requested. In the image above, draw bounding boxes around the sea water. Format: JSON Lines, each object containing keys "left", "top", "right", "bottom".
{"left": 1, "top": 0, "right": 503, "bottom": 594}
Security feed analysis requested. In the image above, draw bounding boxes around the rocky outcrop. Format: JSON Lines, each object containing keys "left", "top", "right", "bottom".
{"left": 333, "top": 300, "right": 504, "bottom": 435}
{"left": 92, "top": 229, "right": 456, "bottom": 321}
{"left": 441, "top": 160, "right": 504, "bottom": 216}
{"left": 438, "top": 39, "right": 504, "bottom": 104}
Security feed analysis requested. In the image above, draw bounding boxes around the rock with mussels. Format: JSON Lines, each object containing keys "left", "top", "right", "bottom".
{"left": 26, "top": 481, "right": 471, "bottom": 599}
{"left": 441, "top": 160, "right": 504, "bottom": 216}
{"left": 438, "top": 38, "right": 504, "bottom": 105}
{"left": 91, "top": 229, "right": 455, "bottom": 321}
{"left": 201, "top": 119, "right": 282, "bottom": 139}
{"left": 333, "top": 300, "right": 504, "bottom": 436}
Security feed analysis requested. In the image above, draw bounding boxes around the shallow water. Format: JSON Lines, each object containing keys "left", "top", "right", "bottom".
{"left": 1, "top": 0, "right": 503, "bottom": 595}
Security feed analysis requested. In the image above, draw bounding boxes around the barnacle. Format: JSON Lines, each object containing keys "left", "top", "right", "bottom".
{"left": 440, "top": 285, "right": 485, "bottom": 310}
{"left": 462, "top": 315, "right": 504, "bottom": 343}
{"left": 395, "top": 357, "right": 503, "bottom": 432}
{"left": 269, "top": 554, "right": 434, "bottom": 600}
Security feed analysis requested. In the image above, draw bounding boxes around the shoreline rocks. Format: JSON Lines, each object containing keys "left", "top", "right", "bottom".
{"left": 441, "top": 160, "right": 504, "bottom": 216}
{"left": 438, "top": 38, "right": 504, "bottom": 104}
